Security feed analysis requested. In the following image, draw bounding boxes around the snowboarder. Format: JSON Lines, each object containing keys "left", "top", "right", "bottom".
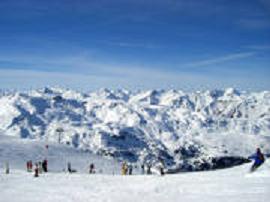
{"left": 249, "top": 148, "right": 265, "bottom": 172}
{"left": 34, "top": 163, "right": 39, "bottom": 177}
{"left": 89, "top": 163, "right": 95, "bottom": 174}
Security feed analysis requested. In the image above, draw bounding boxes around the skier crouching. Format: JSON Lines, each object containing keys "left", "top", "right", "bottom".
{"left": 249, "top": 148, "right": 265, "bottom": 172}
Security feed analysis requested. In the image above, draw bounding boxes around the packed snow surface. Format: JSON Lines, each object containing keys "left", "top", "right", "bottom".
{"left": 1, "top": 164, "right": 270, "bottom": 202}
{"left": 0, "top": 87, "right": 270, "bottom": 169}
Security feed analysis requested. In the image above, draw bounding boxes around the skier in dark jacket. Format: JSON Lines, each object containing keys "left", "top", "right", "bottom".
{"left": 26, "top": 161, "right": 30, "bottom": 172}
{"left": 34, "top": 163, "right": 39, "bottom": 177}
{"left": 146, "top": 164, "right": 152, "bottom": 175}
{"left": 128, "top": 164, "right": 133, "bottom": 175}
{"left": 89, "top": 163, "right": 95, "bottom": 174}
{"left": 42, "top": 159, "right": 48, "bottom": 172}
{"left": 67, "top": 162, "right": 72, "bottom": 173}
{"left": 249, "top": 148, "right": 265, "bottom": 172}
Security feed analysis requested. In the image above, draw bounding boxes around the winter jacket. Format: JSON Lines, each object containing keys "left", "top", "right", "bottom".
{"left": 249, "top": 152, "right": 265, "bottom": 165}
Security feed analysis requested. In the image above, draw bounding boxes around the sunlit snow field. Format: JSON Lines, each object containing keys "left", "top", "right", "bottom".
{"left": 0, "top": 135, "right": 269, "bottom": 202}
{"left": 1, "top": 162, "right": 270, "bottom": 202}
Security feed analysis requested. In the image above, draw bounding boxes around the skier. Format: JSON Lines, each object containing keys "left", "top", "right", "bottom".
{"left": 26, "top": 161, "right": 30, "bottom": 172}
{"left": 38, "top": 161, "right": 43, "bottom": 174}
{"left": 27, "top": 160, "right": 33, "bottom": 172}
{"left": 160, "top": 166, "right": 165, "bottom": 176}
{"left": 146, "top": 164, "right": 152, "bottom": 175}
{"left": 121, "top": 162, "right": 128, "bottom": 175}
{"left": 128, "top": 164, "right": 133, "bottom": 175}
{"left": 5, "top": 161, "right": 9, "bottom": 174}
{"left": 29, "top": 160, "right": 33, "bottom": 172}
{"left": 89, "top": 163, "right": 95, "bottom": 174}
{"left": 67, "top": 162, "right": 76, "bottom": 173}
{"left": 159, "top": 161, "right": 165, "bottom": 176}
{"left": 67, "top": 162, "right": 72, "bottom": 173}
{"left": 157, "top": 159, "right": 165, "bottom": 176}
{"left": 141, "top": 164, "right": 145, "bottom": 175}
{"left": 42, "top": 159, "right": 48, "bottom": 172}
{"left": 34, "top": 163, "right": 39, "bottom": 177}
{"left": 249, "top": 148, "right": 265, "bottom": 172}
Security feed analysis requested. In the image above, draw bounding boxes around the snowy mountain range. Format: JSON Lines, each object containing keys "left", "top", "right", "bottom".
{"left": 0, "top": 87, "right": 269, "bottom": 171}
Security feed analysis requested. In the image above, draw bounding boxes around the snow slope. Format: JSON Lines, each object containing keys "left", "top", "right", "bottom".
{"left": 0, "top": 134, "right": 269, "bottom": 202}
{"left": 0, "top": 87, "right": 269, "bottom": 170}
{"left": 0, "top": 134, "right": 123, "bottom": 174}
{"left": 0, "top": 160, "right": 269, "bottom": 202}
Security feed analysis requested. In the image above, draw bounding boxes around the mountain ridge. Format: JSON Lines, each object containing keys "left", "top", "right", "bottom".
{"left": 0, "top": 87, "right": 269, "bottom": 170}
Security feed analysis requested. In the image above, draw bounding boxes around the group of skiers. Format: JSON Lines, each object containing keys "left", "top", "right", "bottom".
{"left": 67, "top": 162, "right": 96, "bottom": 174}
{"left": 121, "top": 161, "right": 165, "bottom": 176}
{"left": 121, "top": 162, "right": 133, "bottom": 175}
{"left": 141, "top": 164, "right": 153, "bottom": 175}
{"left": 120, "top": 148, "right": 266, "bottom": 176}
{"left": 1, "top": 148, "right": 267, "bottom": 177}
{"left": 28, "top": 159, "right": 48, "bottom": 177}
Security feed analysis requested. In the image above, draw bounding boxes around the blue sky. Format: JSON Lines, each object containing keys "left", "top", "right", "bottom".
{"left": 0, "top": 0, "right": 269, "bottom": 91}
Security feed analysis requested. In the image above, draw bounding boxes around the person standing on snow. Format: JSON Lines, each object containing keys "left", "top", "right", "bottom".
{"left": 89, "top": 163, "right": 95, "bottom": 174}
{"left": 128, "top": 164, "right": 133, "bottom": 175}
{"left": 29, "top": 160, "right": 33, "bottom": 172}
{"left": 67, "top": 162, "right": 72, "bottom": 173}
{"left": 249, "top": 148, "right": 265, "bottom": 172}
{"left": 146, "top": 164, "right": 152, "bottom": 175}
{"left": 121, "top": 162, "right": 128, "bottom": 175}
{"left": 38, "top": 161, "right": 43, "bottom": 174}
{"left": 5, "top": 161, "right": 9, "bottom": 174}
{"left": 141, "top": 164, "right": 145, "bottom": 175}
{"left": 67, "top": 162, "right": 76, "bottom": 173}
{"left": 26, "top": 161, "right": 30, "bottom": 172}
{"left": 27, "top": 160, "right": 33, "bottom": 172}
{"left": 34, "top": 163, "right": 39, "bottom": 177}
{"left": 155, "top": 159, "right": 165, "bottom": 176}
{"left": 42, "top": 159, "right": 48, "bottom": 172}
